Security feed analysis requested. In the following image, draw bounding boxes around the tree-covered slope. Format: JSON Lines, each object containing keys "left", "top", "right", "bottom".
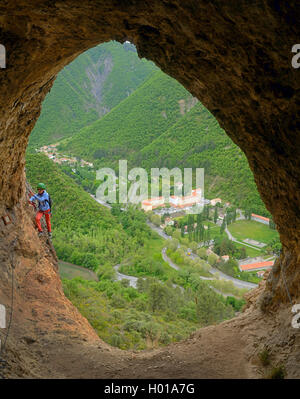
{"left": 25, "top": 152, "right": 143, "bottom": 268}
{"left": 57, "top": 66, "right": 267, "bottom": 214}
{"left": 28, "top": 41, "right": 157, "bottom": 149}
{"left": 57, "top": 70, "right": 198, "bottom": 164}
{"left": 135, "top": 102, "right": 268, "bottom": 215}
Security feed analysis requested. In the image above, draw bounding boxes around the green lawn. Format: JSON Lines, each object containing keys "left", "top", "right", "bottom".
{"left": 140, "top": 235, "right": 166, "bottom": 257}
{"left": 227, "top": 220, "right": 278, "bottom": 244}
{"left": 58, "top": 260, "right": 99, "bottom": 281}
{"left": 233, "top": 242, "right": 262, "bottom": 257}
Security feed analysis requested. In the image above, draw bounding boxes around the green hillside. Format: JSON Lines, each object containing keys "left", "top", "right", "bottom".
{"left": 25, "top": 152, "right": 145, "bottom": 268}
{"left": 28, "top": 41, "right": 157, "bottom": 149}
{"left": 56, "top": 67, "right": 267, "bottom": 215}
{"left": 136, "top": 102, "right": 268, "bottom": 215}
{"left": 57, "top": 70, "right": 197, "bottom": 164}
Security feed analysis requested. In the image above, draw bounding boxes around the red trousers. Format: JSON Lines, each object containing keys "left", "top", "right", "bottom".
{"left": 36, "top": 209, "right": 51, "bottom": 232}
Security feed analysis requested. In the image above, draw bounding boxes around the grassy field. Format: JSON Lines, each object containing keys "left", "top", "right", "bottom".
{"left": 227, "top": 220, "right": 278, "bottom": 244}
{"left": 58, "top": 260, "right": 99, "bottom": 281}
{"left": 233, "top": 242, "right": 262, "bottom": 257}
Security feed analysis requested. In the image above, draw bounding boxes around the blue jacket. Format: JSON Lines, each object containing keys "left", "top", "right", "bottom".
{"left": 30, "top": 190, "right": 51, "bottom": 211}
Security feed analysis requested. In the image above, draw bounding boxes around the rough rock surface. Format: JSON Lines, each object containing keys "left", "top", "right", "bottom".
{"left": 0, "top": 1, "right": 299, "bottom": 378}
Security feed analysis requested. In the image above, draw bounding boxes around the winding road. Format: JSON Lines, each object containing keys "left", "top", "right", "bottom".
{"left": 113, "top": 264, "right": 139, "bottom": 288}
{"left": 162, "top": 247, "right": 256, "bottom": 295}
{"left": 152, "top": 219, "right": 257, "bottom": 290}
{"left": 188, "top": 252, "right": 257, "bottom": 289}
{"left": 90, "top": 196, "right": 257, "bottom": 291}
{"left": 90, "top": 194, "right": 112, "bottom": 209}
{"left": 146, "top": 220, "right": 171, "bottom": 240}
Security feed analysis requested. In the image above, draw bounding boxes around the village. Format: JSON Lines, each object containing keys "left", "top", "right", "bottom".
{"left": 35, "top": 142, "right": 277, "bottom": 282}
{"left": 36, "top": 143, "right": 94, "bottom": 169}
{"left": 142, "top": 190, "right": 277, "bottom": 280}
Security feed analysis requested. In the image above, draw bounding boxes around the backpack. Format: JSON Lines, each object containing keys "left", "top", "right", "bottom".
{"left": 46, "top": 194, "right": 52, "bottom": 211}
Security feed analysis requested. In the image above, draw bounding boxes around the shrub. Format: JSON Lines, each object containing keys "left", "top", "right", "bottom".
{"left": 120, "top": 279, "right": 130, "bottom": 288}
{"left": 208, "top": 253, "right": 218, "bottom": 266}
{"left": 268, "top": 365, "right": 286, "bottom": 379}
{"left": 97, "top": 264, "right": 116, "bottom": 281}
{"left": 110, "top": 334, "right": 123, "bottom": 348}
{"left": 160, "top": 331, "right": 171, "bottom": 345}
{"left": 110, "top": 294, "right": 126, "bottom": 308}
{"left": 197, "top": 248, "right": 207, "bottom": 260}
{"left": 259, "top": 348, "right": 270, "bottom": 366}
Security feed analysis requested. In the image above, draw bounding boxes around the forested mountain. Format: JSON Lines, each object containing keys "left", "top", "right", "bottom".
{"left": 56, "top": 70, "right": 198, "bottom": 163}
{"left": 135, "top": 101, "right": 266, "bottom": 214}
{"left": 28, "top": 41, "right": 157, "bottom": 148}
{"left": 55, "top": 69, "right": 267, "bottom": 215}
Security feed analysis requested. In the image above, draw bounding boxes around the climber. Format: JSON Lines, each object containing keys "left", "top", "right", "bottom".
{"left": 29, "top": 183, "right": 52, "bottom": 238}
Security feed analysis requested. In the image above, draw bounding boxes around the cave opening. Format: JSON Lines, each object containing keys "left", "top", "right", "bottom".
{"left": 25, "top": 38, "right": 271, "bottom": 351}
{"left": 0, "top": 1, "right": 299, "bottom": 378}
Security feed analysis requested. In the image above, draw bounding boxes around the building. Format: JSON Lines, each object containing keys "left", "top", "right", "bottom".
{"left": 210, "top": 198, "right": 222, "bottom": 206}
{"left": 251, "top": 213, "right": 270, "bottom": 225}
{"left": 221, "top": 255, "right": 230, "bottom": 262}
{"left": 141, "top": 188, "right": 202, "bottom": 211}
{"left": 239, "top": 260, "right": 274, "bottom": 272}
{"left": 80, "top": 160, "right": 94, "bottom": 168}
{"left": 141, "top": 196, "right": 165, "bottom": 211}
{"left": 169, "top": 188, "right": 202, "bottom": 208}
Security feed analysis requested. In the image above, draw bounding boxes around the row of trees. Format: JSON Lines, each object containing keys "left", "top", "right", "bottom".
{"left": 213, "top": 236, "right": 247, "bottom": 259}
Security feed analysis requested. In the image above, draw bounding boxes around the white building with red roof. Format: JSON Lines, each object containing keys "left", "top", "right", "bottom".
{"left": 141, "top": 188, "right": 202, "bottom": 211}
{"left": 251, "top": 213, "right": 270, "bottom": 225}
{"left": 169, "top": 188, "right": 202, "bottom": 208}
{"left": 239, "top": 260, "right": 274, "bottom": 272}
{"left": 210, "top": 198, "right": 222, "bottom": 206}
{"left": 141, "top": 196, "right": 165, "bottom": 211}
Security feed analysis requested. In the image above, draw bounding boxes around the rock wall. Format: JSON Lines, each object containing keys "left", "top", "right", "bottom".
{"left": 0, "top": 182, "right": 99, "bottom": 347}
